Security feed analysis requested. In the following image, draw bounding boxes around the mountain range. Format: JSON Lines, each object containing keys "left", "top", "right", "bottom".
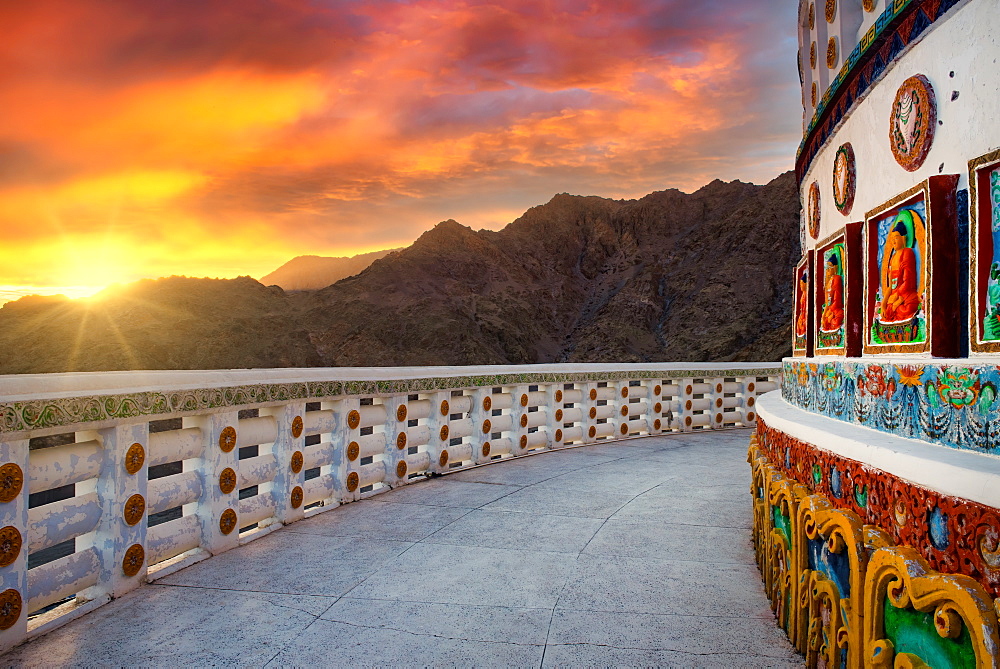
{"left": 0, "top": 172, "right": 800, "bottom": 374}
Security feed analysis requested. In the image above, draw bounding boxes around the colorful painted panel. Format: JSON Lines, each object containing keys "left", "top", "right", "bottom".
{"left": 816, "top": 241, "right": 846, "bottom": 351}
{"left": 970, "top": 150, "right": 1000, "bottom": 353}
{"left": 793, "top": 253, "right": 813, "bottom": 357}
{"left": 866, "top": 194, "right": 928, "bottom": 350}
{"left": 782, "top": 359, "right": 1000, "bottom": 455}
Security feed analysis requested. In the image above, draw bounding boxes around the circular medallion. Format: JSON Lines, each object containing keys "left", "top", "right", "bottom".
{"left": 555, "top": 409, "right": 563, "bottom": 421}
{"left": 654, "top": 419, "right": 662, "bottom": 430}
{"left": 554, "top": 390, "right": 563, "bottom": 402}
{"left": 347, "top": 441, "right": 360, "bottom": 461}
{"left": 747, "top": 397, "right": 756, "bottom": 407}
{"left": 685, "top": 416, "right": 693, "bottom": 426}
{"left": 123, "top": 494, "right": 146, "bottom": 526}
{"left": 808, "top": 3, "right": 815, "bottom": 28}
{"left": 685, "top": 400, "right": 693, "bottom": 411}
{"left": 125, "top": 443, "right": 145, "bottom": 475}
{"left": 482, "top": 442, "right": 491, "bottom": 457}
{"left": 715, "top": 414, "right": 723, "bottom": 424}
{"left": 809, "top": 42, "right": 816, "bottom": 69}
{"left": 890, "top": 75, "right": 936, "bottom": 172}
{"left": 620, "top": 423, "right": 629, "bottom": 435}
{"left": 811, "top": 82, "right": 817, "bottom": 107}
{"left": 685, "top": 385, "right": 693, "bottom": 395}
{"left": 654, "top": 403, "right": 662, "bottom": 413}
{"left": 290, "top": 451, "right": 304, "bottom": 474}
{"left": 747, "top": 412, "right": 755, "bottom": 422}
{"left": 807, "top": 181, "right": 821, "bottom": 239}
{"left": 620, "top": 387, "right": 629, "bottom": 399}
{"left": 0, "top": 464, "right": 22, "bottom": 503}
{"left": 555, "top": 429, "right": 563, "bottom": 442}
{"left": 589, "top": 407, "right": 598, "bottom": 419}
{"left": 482, "top": 419, "right": 492, "bottom": 434}
{"left": 0, "top": 589, "right": 22, "bottom": 630}
{"left": 863, "top": 0, "right": 875, "bottom": 10}
{"left": 396, "top": 404, "right": 407, "bottom": 422}
{"left": 519, "top": 414, "right": 528, "bottom": 428}
{"left": 396, "top": 432, "right": 407, "bottom": 450}
{"left": 519, "top": 435, "right": 528, "bottom": 449}
{"left": 439, "top": 450, "right": 449, "bottom": 468}
{"left": 747, "top": 382, "right": 756, "bottom": 392}
{"left": 346, "top": 471, "right": 360, "bottom": 492}
{"left": 824, "top": 0, "right": 836, "bottom": 22}
{"left": 0, "top": 527, "right": 21, "bottom": 567}
{"left": 654, "top": 385, "right": 661, "bottom": 396}
{"left": 219, "top": 508, "right": 238, "bottom": 535}
{"left": 439, "top": 425, "right": 449, "bottom": 441}
{"left": 716, "top": 383, "right": 723, "bottom": 393}
{"left": 219, "top": 426, "right": 237, "bottom": 453}
{"left": 620, "top": 406, "right": 629, "bottom": 417}
{"left": 588, "top": 426, "right": 597, "bottom": 438}
{"left": 218, "top": 467, "right": 237, "bottom": 494}
{"left": 520, "top": 394, "right": 528, "bottom": 407}
{"left": 290, "top": 486, "right": 303, "bottom": 509}
{"left": 347, "top": 410, "right": 361, "bottom": 430}
{"left": 440, "top": 400, "right": 450, "bottom": 416}
{"left": 589, "top": 389, "right": 598, "bottom": 401}
{"left": 396, "top": 460, "right": 408, "bottom": 478}
{"left": 122, "top": 543, "right": 144, "bottom": 577}
{"left": 482, "top": 397, "right": 492, "bottom": 411}
{"left": 826, "top": 36, "right": 838, "bottom": 69}
{"left": 715, "top": 398, "right": 723, "bottom": 408}
{"left": 832, "top": 142, "right": 856, "bottom": 215}
{"left": 291, "top": 415, "right": 304, "bottom": 439}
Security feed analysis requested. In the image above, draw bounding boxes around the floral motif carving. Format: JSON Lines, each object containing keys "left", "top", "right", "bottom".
{"left": 438, "top": 450, "right": 449, "bottom": 468}
{"left": 396, "top": 404, "right": 407, "bottom": 422}
{"left": 218, "top": 426, "right": 236, "bottom": 453}
{"left": 347, "top": 410, "right": 361, "bottom": 430}
{"left": 0, "top": 464, "right": 23, "bottom": 503}
{"left": 291, "top": 415, "right": 303, "bottom": 439}
{"left": 122, "top": 543, "right": 144, "bottom": 577}
{"left": 0, "top": 589, "right": 21, "bottom": 630}
{"left": 290, "top": 450, "right": 303, "bottom": 474}
{"left": 396, "top": 432, "right": 407, "bottom": 449}
{"left": 219, "top": 468, "right": 237, "bottom": 494}
{"left": 439, "top": 425, "right": 449, "bottom": 441}
{"left": 347, "top": 441, "right": 360, "bottom": 462}
{"left": 346, "top": 471, "right": 360, "bottom": 492}
{"left": 0, "top": 526, "right": 21, "bottom": 568}
{"left": 125, "top": 443, "right": 145, "bottom": 475}
{"left": 290, "top": 486, "right": 303, "bottom": 509}
{"left": 123, "top": 494, "right": 145, "bottom": 526}
{"left": 219, "top": 508, "right": 237, "bottom": 535}
{"left": 396, "top": 460, "right": 407, "bottom": 478}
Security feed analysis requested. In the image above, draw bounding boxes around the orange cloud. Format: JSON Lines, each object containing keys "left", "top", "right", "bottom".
{"left": 0, "top": 0, "right": 799, "bottom": 298}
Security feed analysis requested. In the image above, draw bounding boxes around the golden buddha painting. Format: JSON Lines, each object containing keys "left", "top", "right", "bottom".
{"left": 793, "top": 258, "right": 810, "bottom": 354}
{"left": 870, "top": 199, "right": 927, "bottom": 345}
{"left": 817, "top": 243, "right": 845, "bottom": 348}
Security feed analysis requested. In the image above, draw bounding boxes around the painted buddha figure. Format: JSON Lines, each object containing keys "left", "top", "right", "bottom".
{"left": 879, "top": 213, "right": 921, "bottom": 323}
{"left": 820, "top": 252, "right": 844, "bottom": 332}
{"left": 795, "top": 270, "right": 809, "bottom": 337}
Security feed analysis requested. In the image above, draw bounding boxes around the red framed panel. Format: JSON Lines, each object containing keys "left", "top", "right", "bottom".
{"left": 863, "top": 175, "right": 959, "bottom": 356}
{"left": 793, "top": 251, "right": 814, "bottom": 357}
{"left": 814, "top": 222, "right": 862, "bottom": 356}
{"left": 969, "top": 149, "right": 1000, "bottom": 353}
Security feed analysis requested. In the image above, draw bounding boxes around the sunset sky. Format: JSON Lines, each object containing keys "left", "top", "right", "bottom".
{"left": 1, "top": 0, "right": 800, "bottom": 302}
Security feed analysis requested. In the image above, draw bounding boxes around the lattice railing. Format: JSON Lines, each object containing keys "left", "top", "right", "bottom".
{"left": 0, "top": 363, "right": 780, "bottom": 650}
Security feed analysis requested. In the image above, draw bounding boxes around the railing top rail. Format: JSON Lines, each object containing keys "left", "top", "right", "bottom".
{"left": 0, "top": 363, "right": 782, "bottom": 402}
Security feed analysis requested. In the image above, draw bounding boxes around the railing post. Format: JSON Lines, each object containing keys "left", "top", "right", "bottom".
{"left": 264, "top": 402, "right": 305, "bottom": 525}
{"left": 511, "top": 384, "right": 527, "bottom": 456}
{"left": 471, "top": 388, "right": 491, "bottom": 464}
{"left": 546, "top": 383, "right": 561, "bottom": 448}
{"left": 87, "top": 423, "right": 149, "bottom": 600}
{"left": 680, "top": 378, "right": 694, "bottom": 432}
{"left": 191, "top": 411, "right": 240, "bottom": 554}
{"left": 384, "top": 395, "right": 408, "bottom": 486}
{"left": 338, "top": 398, "right": 360, "bottom": 502}
{"left": 427, "top": 391, "right": 450, "bottom": 474}
{"left": 0, "top": 437, "right": 28, "bottom": 648}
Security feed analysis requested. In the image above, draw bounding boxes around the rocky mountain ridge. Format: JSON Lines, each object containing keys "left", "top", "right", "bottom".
{"left": 0, "top": 172, "right": 799, "bottom": 373}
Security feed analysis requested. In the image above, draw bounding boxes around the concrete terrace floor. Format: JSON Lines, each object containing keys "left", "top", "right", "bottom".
{"left": 1, "top": 428, "right": 802, "bottom": 668}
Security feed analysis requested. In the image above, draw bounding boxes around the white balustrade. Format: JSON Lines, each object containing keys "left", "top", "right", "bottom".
{"left": 0, "top": 362, "right": 779, "bottom": 650}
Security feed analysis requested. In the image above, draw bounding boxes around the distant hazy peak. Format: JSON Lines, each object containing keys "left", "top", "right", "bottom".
{"left": 260, "top": 248, "right": 400, "bottom": 291}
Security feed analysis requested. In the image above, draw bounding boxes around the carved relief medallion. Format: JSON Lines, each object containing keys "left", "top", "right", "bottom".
{"left": 125, "top": 443, "right": 145, "bottom": 475}
{"left": 122, "top": 544, "right": 145, "bottom": 577}
{"left": 291, "top": 415, "right": 304, "bottom": 439}
{"left": 219, "top": 508, "right": 238, "bottom": 535}
{"left": 218, "top": 467, "right": 237, "bottom": 494}
{"left": 890, "top": 75, "right": 936, "bottom": 172}
{"left": 123, "top": 494, "right": 146, "bottom": 526}
{"left": 833, "top": 143, "right": 856, "bottom": 215}
{"left": 218, "top": 426, "right": 237, "bottom": 453}
{"left": 808, "top": 181, "right": 821, "bottom": 238}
